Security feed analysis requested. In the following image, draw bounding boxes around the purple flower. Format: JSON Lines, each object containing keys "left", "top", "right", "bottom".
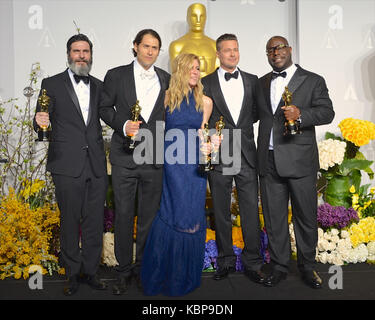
{"left": 206, "top": 240, "right": 218, "bottom": 258}
{"left": 203, "top": 251, "right": 212, "bottom": 269}
{"left": 317, "top": 203, "right": 359, "bottom": 230}
{"left": 233, "top": 245, "right": 244, "bottom": 271}
{"left": 260, "top": 229, "right": 270, "bottom": 263}
{"left": 203, "top": 240, "right": 218, "bottom": 270}
{"left": 104, "top": 208, "right": 115, "bottom": 232}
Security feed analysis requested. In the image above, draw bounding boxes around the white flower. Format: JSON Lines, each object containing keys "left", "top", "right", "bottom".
{"left": 340, "top": 230, "right": 350, "bottom": 239}
{"left": 318, "top": 238, "right": 330, "bottom": 252}
{"left": 346, "top": 244, "right": 368, "bottom": 264}
{"left": 318, "top": 138, "right": 346, "bottom": 170}
{"left": 101, "top": 232, "right": 118, "bottom": 267}
{"left": 367, "top": 241, "right": 375, "bottom": 255}
{"left": 289, "top": 223, "right": 297, "bottom": 252}
{"left": 317, "top": 252, "right": 328, "bottom": 264}
{"left": 318, "top": 228, "right": 324, "bottom": 238}
{"left": 331, "top": 253, "right": 344, "bottom": 266}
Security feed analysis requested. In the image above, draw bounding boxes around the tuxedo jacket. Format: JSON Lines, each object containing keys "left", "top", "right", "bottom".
{"left": 257, "top": 65, "right": 335, "bottom": 178}
{"left": 202, "top": 68, "right": 265, "bottom": 170}
{"left": 33, "top": 69, "right": 107, "bottom": 178}
{"left": 99, "top": 62, "right": 170, "bottom": 169}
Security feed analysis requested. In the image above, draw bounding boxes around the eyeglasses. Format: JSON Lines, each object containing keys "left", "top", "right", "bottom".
{"left": 266, "top": 44, "right": 290, "bottom": 56}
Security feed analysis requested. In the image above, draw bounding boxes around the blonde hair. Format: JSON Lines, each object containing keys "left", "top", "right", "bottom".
{"left": 165, "top": 53, "right": 204, "bottom": 113}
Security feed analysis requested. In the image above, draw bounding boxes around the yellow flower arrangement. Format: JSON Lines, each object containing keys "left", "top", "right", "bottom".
{"left": 338, "top": 118, "right": 375, "bottom": 147}
{"left": 205, "top": 228, "right": 216, "bottom": 242}
{"left": 205, "top": 227, "right": 244, "bottom": 249}
{"left": 349, "top": 217, "right": 375, "bottom": 248}
{"left": 0, "top": 188, "right": 62, "bottom": 279}
{"left": 232, "top": 227, "right": 244, "bottom": 249}
{"left": 319, "top": 118, "right": 374, "bottom": 208}
{"left": 350, "top": 184, "right": 375, "bottom": 218}
{"left": 19, "top": 179, "right": 45, "bottom": 201}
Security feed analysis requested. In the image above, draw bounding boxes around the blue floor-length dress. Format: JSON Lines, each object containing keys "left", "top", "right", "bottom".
{"left": 141, "top": 93, "right": 207, "bottom": 296}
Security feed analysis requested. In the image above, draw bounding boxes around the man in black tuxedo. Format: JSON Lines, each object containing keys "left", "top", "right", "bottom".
{"left": 258, "top": 36, "right": 335, "bottom": 288}
{"left": 34, "top": 34, "right": 108, "bottom": 296}
{"left": 99, "top": 29, "right": 170, "bottom": 295}
{"left": 202, "top": 34, "right": 266, "bottom": 284}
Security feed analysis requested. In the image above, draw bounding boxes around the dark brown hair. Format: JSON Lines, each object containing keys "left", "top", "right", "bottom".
{"left": 132, "top": 29, "right": 162, "bottom": 57}
{"left": 216, "top": 33, "right": 238, "bottom": 51}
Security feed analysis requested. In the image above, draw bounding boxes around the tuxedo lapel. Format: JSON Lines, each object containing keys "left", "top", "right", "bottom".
{"left": 63, "top": 70, "right": 85, "bottom": 124}
{"left": 275, "top": 66, "right": 307, "bottom": 114}
{"left": 148, "top": 67, "right": 168, "bottom": 123}
{"left": 263, "top": 73, "right": 273, "bottom": 113}
{"left": 210, "top": 71, "right": 236, "bottom": 127}
{"left": 86, "top": 76, "right": 97, "bottom": 126}
{"left": 123, "top": 62, "right": 137, "bottom": 109}
{"left": 236, "top": 70, "right": 250, "bottom": 126}
{"left": 285, "top": 66, "right": 308, "bottom": 97}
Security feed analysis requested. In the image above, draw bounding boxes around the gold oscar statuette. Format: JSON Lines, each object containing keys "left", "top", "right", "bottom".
{"left": 128, "top": 100, "right": 142, "bottom": 149}
{"left": 37, "top": 89, "right": 51, "bottom": 142}
{"left": 212, "top": 116, "right": 225, "bottom": 163}
{"left": 199, "top": 123, "right": 213, "bottom": 172}
{"left": 169, "top": 3, "right": 219, "bottom": 78}
{"left": 282, "top": 86, "right": 301, "bottom": 136}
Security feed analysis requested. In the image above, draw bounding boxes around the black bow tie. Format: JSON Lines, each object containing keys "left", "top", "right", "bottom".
{"left": 271, "top": 71, "right": 287, "bottom": 80}
{"left": 74, "top": 74, "right": 90, "bottom": 85}
{"left": 224, "top": 71, "right": 239, "bottom": 81}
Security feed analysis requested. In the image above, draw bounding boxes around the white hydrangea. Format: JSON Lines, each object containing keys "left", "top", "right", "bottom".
{"left": 346, "top": 244, "right": 368, "bottom": 264}
{"left": 318, "top": 138, "right": 347, "bottom": 170}
{"left": 367, "top": 241, "right": 375, "bottom": 262}
{"left": 101, "top": 232, "right": 119, "bottom": 267}
{"left": 291, "top": 224, "right": 373, "bottom": 265}
{"left": 367, "top": 241, "right": 375, "bottom": 255}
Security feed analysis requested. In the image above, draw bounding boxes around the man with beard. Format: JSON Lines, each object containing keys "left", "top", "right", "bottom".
{"left": 34, "top": 34, "right": 108, "bottom": 296}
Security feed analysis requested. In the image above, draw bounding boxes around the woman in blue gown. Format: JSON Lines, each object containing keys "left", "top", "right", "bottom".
{"left": 141, "top": 53, "right": 213, "bottom": 296}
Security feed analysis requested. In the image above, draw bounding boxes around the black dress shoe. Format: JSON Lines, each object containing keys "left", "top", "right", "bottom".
{"left": 302, "top": 270, "right": 323, "bottom": 289}
{"left": 112, "top": 276, "right": 131, "bottom": 295}
{"left": 264, "top": 270, "right": 287, "bottom": 287}
{"left": 63, "top": 276, "right": 80, "bottom": 296}
{"left": 213, "top": 267, "right": 231, "bottom": 280}
{"left": 244, "top": 269, "right": 266, "bottom": 284}
{"left": 82, "top": 274, "right": 107, "bottom": 290}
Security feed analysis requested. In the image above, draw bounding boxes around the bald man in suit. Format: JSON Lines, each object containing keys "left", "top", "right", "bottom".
{"left": 257, "top": 36, "right": 334, "bottom": 288}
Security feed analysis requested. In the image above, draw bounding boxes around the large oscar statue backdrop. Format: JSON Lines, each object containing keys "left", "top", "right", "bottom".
{"left": 169, "top": 3, "right": 219, "bottom": 78}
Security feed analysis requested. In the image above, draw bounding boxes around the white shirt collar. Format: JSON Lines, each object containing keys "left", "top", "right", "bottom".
{"left": 67, "top": 68, "right": 90, "bottom": 87}
{"left": 134, "top": 58, "right": 155, "bottom": 76}
{"left": 273, "top": 63, "right": 297, "bottom": 78}
{"left": 218, "top": 66, "right": 240, "bottom": 79}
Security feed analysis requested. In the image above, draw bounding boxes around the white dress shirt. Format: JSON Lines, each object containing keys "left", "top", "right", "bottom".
{"left": 68, "top": 68, "right": 90, "bottom": 125}
{"left": 218, "top": 67, "right": 244, "bottom": 125}
{"left": 269, "top": 63, "right": 297, "bottom": 149}
{"left": 123, "top": 59, "right": 161, "bottom": 135}
{"left": 133, "top": 58, "right": 161, "bottom": 123}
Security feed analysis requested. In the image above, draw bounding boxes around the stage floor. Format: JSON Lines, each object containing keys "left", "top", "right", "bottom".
{"left": 1, "top": 260, "right": 374, "bottom": 301}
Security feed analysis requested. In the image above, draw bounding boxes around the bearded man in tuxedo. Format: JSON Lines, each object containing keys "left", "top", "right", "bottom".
{"left": 34, "top": 33, "right": 108, "bottom": 296}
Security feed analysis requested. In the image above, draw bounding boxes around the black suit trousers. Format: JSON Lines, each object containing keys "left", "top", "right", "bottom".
{"left": 112, "top": 164, "right": 163, "bottom": 277}
{"left": 52, "top": 155, "right": 107, "bottom": 277}
{"left": 208, "top": 161, "right": 263, "bottom": 271}
{"left": 260, "top": 151, "right": 318, "bottom": 273}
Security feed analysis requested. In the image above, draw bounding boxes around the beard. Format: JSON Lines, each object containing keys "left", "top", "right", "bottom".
{"left": 67, "top": 56, "right": 93, "bottom": 76}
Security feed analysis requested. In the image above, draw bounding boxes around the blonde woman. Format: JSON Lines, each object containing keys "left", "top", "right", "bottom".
{"left": 141, "top": 53, "right": 213, "bottom": 296}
